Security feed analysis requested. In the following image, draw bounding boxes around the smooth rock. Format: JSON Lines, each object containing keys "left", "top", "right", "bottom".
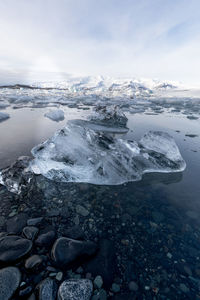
{"left": 6, "top": 213, "right": 28, "bottom": 234}
{"left": 94, "top": 275, "right": 103, "bottom": 289}
{"left": 23, "top": 226, "right": 39, "bottom": 240}
{"left": 27, "top": 293, "right": 36, "bottom": 300}
{"left": 58, "top": 279, "right": 93, "bottom": 300}
{"left": 36, "top": 278, "right": 57, "bottom": 300}
{"left": 27, "top": 217, "right": 43, "bottom": 226}
{"left": 76, "top": 205, "right": 89, "bottom": 217}
{"left": 128, "top": 281, "right": 138, "bottom": 291}
{"left": 35, "top": 231, "right": 56, "bottom": 247}
{"left": 51, "top": 237, "right": 97, "bottom": 266}
{"left": 19, "top": 286, "right": 33, "bottom": 297}
{"left": 63, "top": 225, "right": 85, "bottom": 240}
{"left": 25, "top": 255, "right": 43, "bottom": 269}
{"left": 0, "top": 267, "right": 21, "bottom": 300}
{"left": 112, "top": 283, "right": 120, "bottom": 293}
{"left": 0, "top": 235, "right": 32, "bottom": 263}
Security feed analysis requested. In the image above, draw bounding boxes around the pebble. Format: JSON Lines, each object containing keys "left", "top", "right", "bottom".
{"left": 51, "top": 237, "right": 97, "bottom": 266}
{"left": 56, "top": 272, "right": 63, "bottom": 281}
{"left": 0, "top": 267, "right": 21, "bottom": 300}
{"left": 76, "top": 205, "right": 89, "bottom": 217}
{"left": 35, "top": 231, "right": 56, "bottom": 247}
{"left": 179, "top": 283, "right": 189, "bottom": 293}
{"left": 27, "top": 217, "right": 43, "bottom": 226}
{"left": 23, "top": 226, "right": 39, "bottom": 240}
{"left": 128, "top": 281, "right": 138, "bottom": 291}
{"left": 111, "top": 283, "right": 120, "bottom": 293}
{"left": 25, "top": 255, "right": 43, "bottom": 269}
{"left": 0, "top": 235, "right": 32, "bottom": 262}
{"left": 94, "top": 275, "right": 103, "bottom": 289}
{"left": 6, "top": 213, "right": 28, "bottom": 234}
{"left": 36, "top": 278, "right": 57, "bottom": 300}
{"left": 19, "top": 286, "right": 33, "bottom": 297}
{"left": 58, "top": 279, "right": 93, "bottom": 300}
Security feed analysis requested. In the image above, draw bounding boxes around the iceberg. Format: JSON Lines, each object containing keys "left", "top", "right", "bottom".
{"left": 0, "top": 112, "right": 10, "bottom": 123}
{"left": 44, "top": 109, "right": 65, "bottom": 122}
{"left": 30, "top": 121, "right": 186, "bottom": 186}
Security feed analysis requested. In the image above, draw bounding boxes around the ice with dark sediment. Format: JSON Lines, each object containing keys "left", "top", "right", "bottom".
{"left": 29, "top": 106, "right": 186, "bottom": 186}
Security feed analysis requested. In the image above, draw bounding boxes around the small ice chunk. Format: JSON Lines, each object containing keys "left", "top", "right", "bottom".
{"left": 44, "top": 109, "right": 65, "bottom": 122}
{"left": 89, "top": 105, "right": 128, "bottom": 127}
{"left": 0, "top": 112, "right": 10, "bottom": 123}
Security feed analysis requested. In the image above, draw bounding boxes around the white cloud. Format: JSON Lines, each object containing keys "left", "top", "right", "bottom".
{"left": 0, "top": 0, "right": 200, "bottom": 84}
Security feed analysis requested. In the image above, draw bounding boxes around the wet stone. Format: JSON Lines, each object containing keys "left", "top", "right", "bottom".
{"left": 179, "top": 283, "right": 189, "bottom": 293}
{"left": 27, "top": 217, "right": 43, "bottom": 226}
{"left": 63, "top": 225, "right": 85, "bottom": 240}
{"left": 128, "top": 281, "right": 138, "bottom": 291}
{"left": 19, "top": 286, "right": 33, "bottom": 297}
{"left": 58, "top": 279, "right": 93, "bottom": 300}
{"left": 94, "top": 275, "right": 103, "bottom": 289}
{"left": 0, "top": 267, "right": 21, "bottom": 300}
{"left": 112, "top": 283, "right": 120, "bottom": 293}
{"left": 23, "top": 226, "right": 39, "bottom": 240}
{"left": 51, "top": 237, "right": 97, "bottom": 267}
{"left": 76, "top": 205, "right": 89, "bottom": 217}
{"left": 0, "top": 235, "right": 32, "bottom": 263}
{"left": 36, "top": 278, "right": 58, "bottom": 300}
{"left": 35, "top": 231, "right": 56, "bottom": 247}
{"left": 25, "top": 255, "right": 43, "bottom": 270}
{"left": 6, "top": 213, "right": 28, "bottom": 234}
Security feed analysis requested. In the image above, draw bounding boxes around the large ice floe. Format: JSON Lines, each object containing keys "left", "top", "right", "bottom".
{"left": 29, "top": 106, "right": 186, "bottom": 186}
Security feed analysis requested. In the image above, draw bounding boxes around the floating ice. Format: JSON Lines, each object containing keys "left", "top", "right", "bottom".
{"left": 44, "top": 109, "right": 65, "bottom": 122}
{"left": 0, "top": 112, "right": 10, "bottom": 123}
{"left": 30, "top": 120, "right": 186, "bottom": 185}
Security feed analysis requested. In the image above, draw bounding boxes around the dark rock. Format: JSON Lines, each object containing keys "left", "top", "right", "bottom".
{"left": 0, "top": 235, "right": 32, "bottom": 263}
{"left": 0, "top": 267, "right": 21, "bottom": 300}
{"left": 63, "top": 226, "right": 85, "bottom": 240}
{"left": 51, "top": 237, "right": 97, "bottom": 267}
{"left": 47, "top": 209, "right": 60, "bottom": 217}
{"left": 23, "top": 226, "right": 39, "bottom": 240}
{"left": 6, "top": 213, "right": 28, "bottom": 234}
{"left": 27, "top": 293, "right": 36, "bottom": 300}
{"left": 19, "top": 286, "right": 33, "bottom": 297}
{"left": 36, "top": 278, "right": 57, "bottom": 300}
{"left": 84, "top": 239, "right": 116, "bottom": 289}
{"left": 25, "top": 255, "right": 43, "bottom": 270}
{"left": 58, "top": 279, "right": 93, "bottom": 300}
{"left": 35, "top": 231, "right": 56, "bottom": 247}
{"left": 27, "top": 217, "right": 43, "bottom": 226}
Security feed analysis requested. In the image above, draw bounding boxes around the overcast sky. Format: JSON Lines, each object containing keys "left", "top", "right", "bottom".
{"left": 0, "top": 0, "right": 200, "bottom": 84}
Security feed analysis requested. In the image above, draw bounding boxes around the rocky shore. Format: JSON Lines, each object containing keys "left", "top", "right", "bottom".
{"left": 0, "top": 171, "right": 200, "bottom": 299}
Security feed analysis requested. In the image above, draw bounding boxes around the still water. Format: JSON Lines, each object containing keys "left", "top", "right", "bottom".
{"left": 0, "top": 105, "right": 200, "bottom": 298}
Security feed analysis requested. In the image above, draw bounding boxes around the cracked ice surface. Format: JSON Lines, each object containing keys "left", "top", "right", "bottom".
{"left": 30, "top": 121, "right": 186, "bottom": 186}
